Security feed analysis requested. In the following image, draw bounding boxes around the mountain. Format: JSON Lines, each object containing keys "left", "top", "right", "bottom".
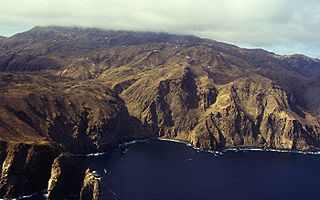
{"left": 0, "top": 26, "right": 320, "bottom": 198}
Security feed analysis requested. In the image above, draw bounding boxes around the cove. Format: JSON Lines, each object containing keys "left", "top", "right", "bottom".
{"left": 79, "top": 140, "right": 320, "bottom": 200}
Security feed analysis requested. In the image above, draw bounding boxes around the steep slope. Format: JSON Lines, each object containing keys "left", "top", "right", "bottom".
{"left": 90, "top": 40, "right": 320, "bottom": 151}
{"left": 104, "top": 63, "right": 320, "bottom": 151}
{"left": 0, "top": 73, "right": 137, "bottom": 198}
{"left": 191, "top": 75, "right": 320, "bottom": 150}
{"left": 1, "top": 26, "right": 320, "bottom": 152}
{"left": 0, "top": 141, "right": 60, "bottom": 198}
{"left": 0, "top": 73, "right": 134, "bottom": 152}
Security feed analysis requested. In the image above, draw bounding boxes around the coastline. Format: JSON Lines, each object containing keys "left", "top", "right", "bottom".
{"left": 82, "top": 138, "right": 320, "bottom": 157}
{"left": 158, "top": 138, "right": 320, "bottom": 156}
{"left": 17, "top": 137, "right": 320, "bottom": 199}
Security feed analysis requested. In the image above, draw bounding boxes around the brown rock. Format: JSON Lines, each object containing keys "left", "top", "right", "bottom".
{"left": 0, "top": 141, "right": 60, "bottom": 198}
{"left": 0, "top": 73, "right": 134, "bottom": 153}
{"left": 80, "top": 168, "right": 100, "bottom": 200}
{"left": 47, "top": 153, "right": 83, "bottom": 199}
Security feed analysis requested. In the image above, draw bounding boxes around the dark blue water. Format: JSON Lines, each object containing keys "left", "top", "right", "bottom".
{"left": 81, "top": 140, "right": 320, "bottom": 200}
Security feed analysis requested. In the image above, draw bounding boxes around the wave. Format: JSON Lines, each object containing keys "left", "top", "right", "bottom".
{"left": 223, "top": 147, "right": 320, "bottom": 155}
{"left": 158, "top": 138, "right": 222, "bottom": 155}
{"left": 82, "top": 138, "right": 320, "bottom": 158}
{"left": 158, "top": 138, "right": 192, "bottom": 146}
{"left": 157, "top": 138, "right": 320, "bottom": 156}
{"left": 11, "top": 189, "right": 47, "bottom": 200}
{"left": 85, "top": 152, "right": 106, "bottom": 157}
{"left": 91, "top": 170, "right": 103, "bottom": 181}
{"left": 79, "top": 139, "right": 150, "bottom": 157}
{"left": 125, "top": 139, "right": 150, "bottom": 145}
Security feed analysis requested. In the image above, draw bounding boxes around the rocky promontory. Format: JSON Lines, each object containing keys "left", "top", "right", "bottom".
{"left": 47, "top": 153, "right": 102, "bottom": 200}
{"left": 0, "top": 141, "right": 61, "bottom": 198}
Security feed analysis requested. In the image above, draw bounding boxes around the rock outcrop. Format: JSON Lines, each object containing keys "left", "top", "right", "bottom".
{"left": 0, "top": 141, "right": 61, "bottom": 198}
{"left": 47, "top": 154, "right": 102, "bottom": 200}
{"left": 118, "top": 65, "right": 320, "bottom": 151}
{"left": 0, "top": 73, "right": 135, "bottom": 153}
{"left": 80, "top": 168, "right": 101, "bottom": 200}
{"left": 190, "top": 76, "right": 320, "bottom": 151}
{"left": 0, "top": 73, "right": 137, "bottom": 198}
{"left": 47, "top": 153, "right": 84, "bottom": 199}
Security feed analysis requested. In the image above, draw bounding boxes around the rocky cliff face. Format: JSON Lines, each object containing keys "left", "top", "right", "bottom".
{"left": 0, "top": 73, "right": 134, "bottom": 153}
{"left": 0, "top": 73, "right": 137, "bottom": 198}
{"left": 0, "top": 141, "right": 61, "bottom": 198}
{"left": 47, "top": 153, "right": 103, "bottom": 200}
{"left": 114, "top": 62, "right": 320, "bottom": 151}
{"left": 80, "top": 168, "right": 101, "bottom": 200}
{"left": 0, "top": 26, "right": 320, "bottom": 198}
{"left": 190, "top": 76, "right": 320, "bottom": 150}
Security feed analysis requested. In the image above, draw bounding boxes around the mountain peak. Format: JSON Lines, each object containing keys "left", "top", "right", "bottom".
{"left": 0, "top": 26, "right": 319, "bottom": 76}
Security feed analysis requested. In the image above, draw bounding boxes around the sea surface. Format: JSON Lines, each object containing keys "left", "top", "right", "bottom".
{"left": 82, "top": 140, "right": 320, "bottom": 200}
{"left": 27, "top": 139, "right": 320, "bottom": 200}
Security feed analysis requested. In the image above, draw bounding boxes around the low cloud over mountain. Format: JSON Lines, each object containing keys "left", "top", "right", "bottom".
{"left": 0, "top": 0, "right": 319, "bottom": 57}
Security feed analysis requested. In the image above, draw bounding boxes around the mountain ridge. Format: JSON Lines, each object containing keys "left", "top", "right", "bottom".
{"left": 1, "top": 26, "right": 320, "bottom": 149}
{"left": 2, "top": 26, "right": 319, "bottom": 59}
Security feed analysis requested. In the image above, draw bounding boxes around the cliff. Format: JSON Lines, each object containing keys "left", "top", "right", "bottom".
{"left": 0, "top": 141, "right": 60, "bottom": 198}
{"left": 0, "top": 73, "right": 134, "bottom": 153}
{"left": 47, "top": 154, "right": 102, "bottom": 200}
{"left": 0, "top": 73, "right": 136, "bottom": 198}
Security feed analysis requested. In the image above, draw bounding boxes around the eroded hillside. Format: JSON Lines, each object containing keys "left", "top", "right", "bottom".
{"left": 0, "top": 73, "right": 137, "bottom": 198}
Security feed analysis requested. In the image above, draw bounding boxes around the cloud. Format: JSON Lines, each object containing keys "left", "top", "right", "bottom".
{"left": 0, "top": 0, "right": 319, "bottom": 57}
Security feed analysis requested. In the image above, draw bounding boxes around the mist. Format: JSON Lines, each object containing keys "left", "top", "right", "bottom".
{"left": 0, "top": 0, "right": 319, "bottom": 57}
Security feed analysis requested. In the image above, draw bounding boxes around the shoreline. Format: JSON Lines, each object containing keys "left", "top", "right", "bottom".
{"left": 17, "top": 138, "right": 320, "bottom": 200}
{"left": 224, "top": 147, "right": 320, "bottom": 155}
{"left": 82, "top": 138, "right": 320, "bottom": 157}
{"left": 158, "top": 138, "right": 320, "bottom": 156}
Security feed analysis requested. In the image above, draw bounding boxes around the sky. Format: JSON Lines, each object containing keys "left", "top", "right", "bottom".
{"left": 0, "top": 0, "right": 319, "bottom": 58}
